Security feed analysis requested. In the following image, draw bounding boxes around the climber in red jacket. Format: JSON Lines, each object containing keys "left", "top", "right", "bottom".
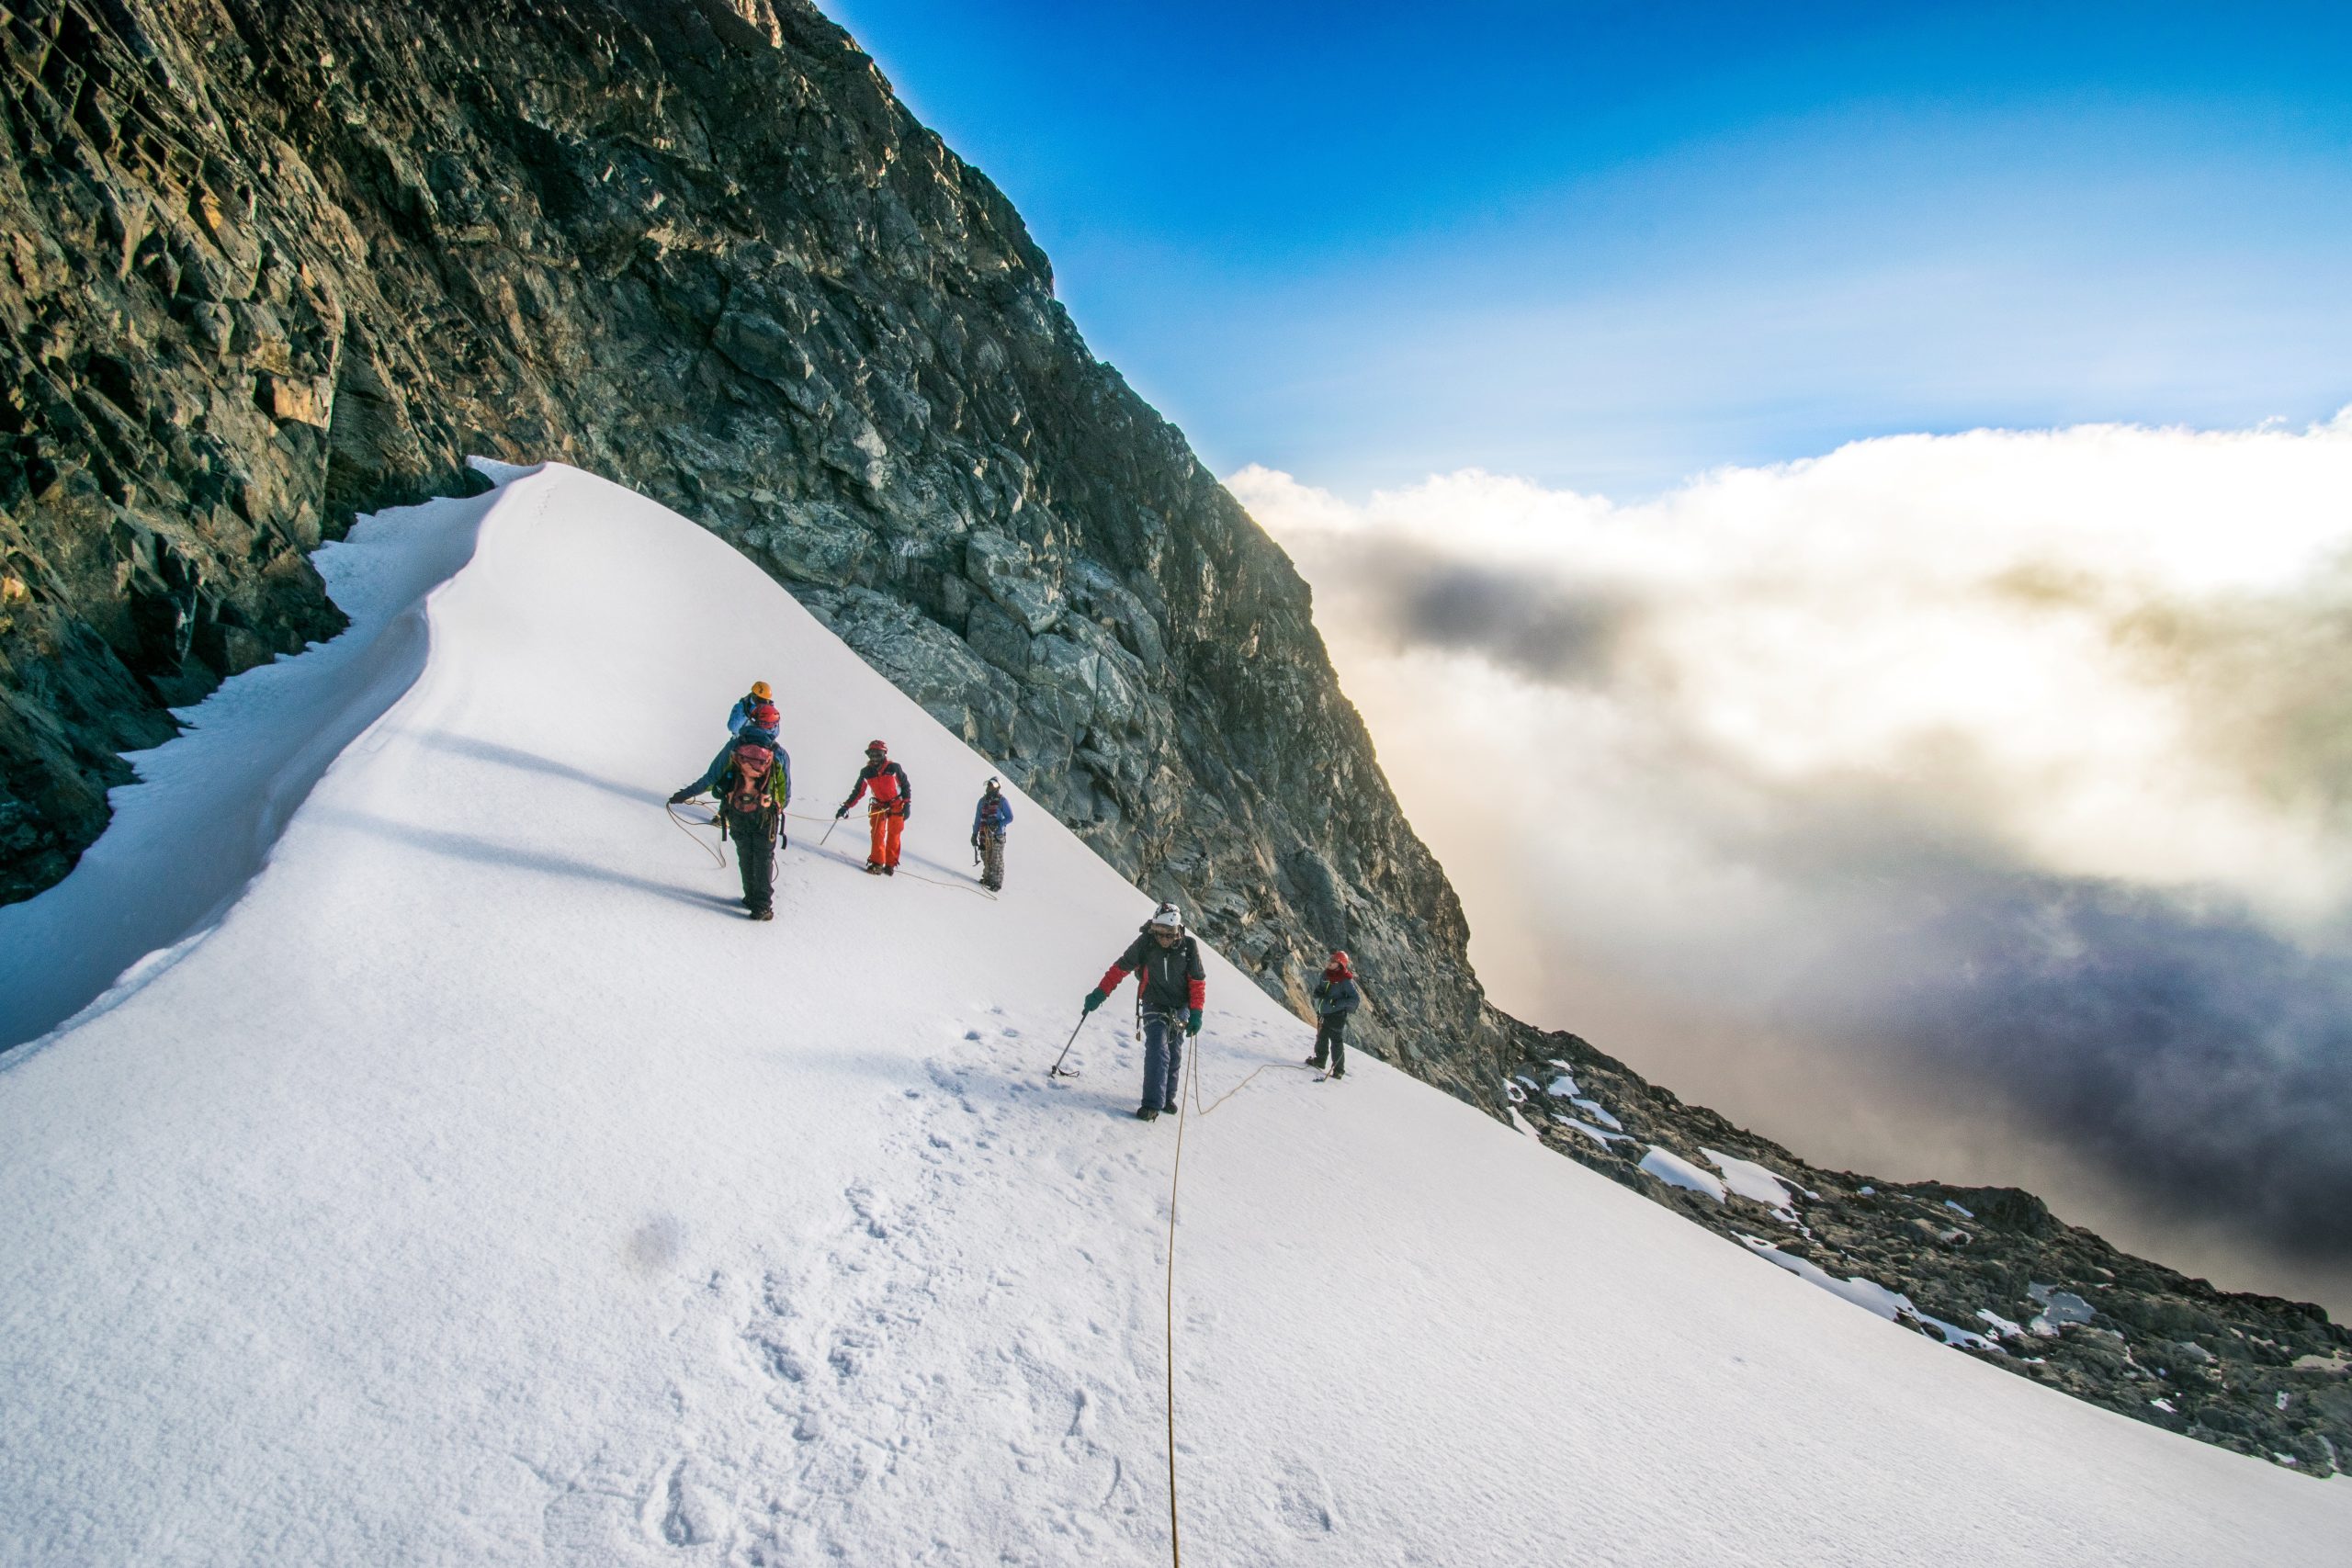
{"left": 836, "top": 739, "right": 911, "bottom": 874}
{"left": 1081, "top": 902, "right": 1206, "bottom": 1121}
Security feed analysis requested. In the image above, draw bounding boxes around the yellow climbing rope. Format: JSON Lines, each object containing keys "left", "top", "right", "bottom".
{"left": 1159, "top": 1038, "right": 1319, "bottom": 1563}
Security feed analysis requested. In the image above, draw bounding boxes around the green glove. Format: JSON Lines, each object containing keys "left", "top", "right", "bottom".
{"left": 1082, "top": 988, "right": 1107, "bottom": 1014}
{"left": 1185, "top": 1007, "right": 1203, "bottom": 1037}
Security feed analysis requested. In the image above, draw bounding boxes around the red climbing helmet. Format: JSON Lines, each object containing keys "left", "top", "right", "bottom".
{"left": 1328, "top": 950, "right": 1352, "bottom": 975}
{"left": 752, "top": 703, "right": 781, "bottom": 729}
{"left": 865, "top": 739, "right": 888, "bottom": 755}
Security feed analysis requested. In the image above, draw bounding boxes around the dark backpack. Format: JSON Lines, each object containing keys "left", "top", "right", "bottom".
{"left": 724, "top": 742, "right": 778, "bottom": 819}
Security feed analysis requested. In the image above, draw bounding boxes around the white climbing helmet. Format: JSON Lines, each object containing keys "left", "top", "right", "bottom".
{"left": 1148, "top": 901, "right": 1184, "bottom": 933}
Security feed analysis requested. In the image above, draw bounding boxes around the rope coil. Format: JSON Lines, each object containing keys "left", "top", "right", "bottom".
{"left": 664, "top": 800, "right": 726, "bottom": 867}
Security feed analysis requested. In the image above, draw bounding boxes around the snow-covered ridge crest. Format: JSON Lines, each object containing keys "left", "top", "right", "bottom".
{"left": 2, "top": 468, "right": 2344, "bottom": 1564}
{"left": 0, "top": 462, "right": 521, "bottom": 1057}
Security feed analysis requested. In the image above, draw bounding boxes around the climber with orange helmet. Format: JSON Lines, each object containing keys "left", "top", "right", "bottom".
{"left": 836, "top": 739, "right": 911, "bottom": 874}
{"left": 725, "top": 680, "right": 776, "bottom": 738}
{"left": 673, "top": 688, "right": 789, "bottom": 805}
{"left": 1306, "top": 950, "right": 1360, "bottom": 1078}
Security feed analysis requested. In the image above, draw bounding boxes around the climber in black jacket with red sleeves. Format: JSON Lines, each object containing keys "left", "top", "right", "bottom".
{"left": 1082, "top": 901, "right": 1204, "bottom": 1122}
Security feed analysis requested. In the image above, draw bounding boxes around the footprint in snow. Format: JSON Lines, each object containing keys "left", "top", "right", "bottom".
{"left": 843, "top": 1183, "right": 891, "bottom": 1239}
{"left": 751, "top": 1337, "right": 808, "bottom": 1385}
{"left": 647, "top": 1459, "right": 729, "bottom": 1549}
{"left": 1271, "top": 1458, "right": 1337, "bottom": 1537}
{"left": 626, "top": 1215, "right": 685, "bottom": 1275}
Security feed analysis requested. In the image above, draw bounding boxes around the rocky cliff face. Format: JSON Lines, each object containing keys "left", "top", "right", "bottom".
{"left": 0, "top": 0, "right": 1502, "bottom": 1097}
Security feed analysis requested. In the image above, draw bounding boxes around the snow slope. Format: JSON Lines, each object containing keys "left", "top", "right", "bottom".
{"left": 3, "top": 465, "right": 2344, "bottom": 1566}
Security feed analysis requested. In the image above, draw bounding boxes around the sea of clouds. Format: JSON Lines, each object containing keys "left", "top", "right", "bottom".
{"left": 1235, "top": 415, "right": 2352, "bottom": 1312}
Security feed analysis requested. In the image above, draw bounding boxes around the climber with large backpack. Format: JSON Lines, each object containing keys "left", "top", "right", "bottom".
{"left": 1081, "top": 902, "right": 1205, "bottom": 1121}
{"left": 971, "top": 776, "right": 1013, "bottom": 891}
{"left": 836, "top": 739, "right": 911, "bottom": 875}
{"left": 1306, "top": 950, "right": 1360, "bottom": 1078}
{"left": 708, "top": 728, "right": 791, "bottom": 919}
{"left": 673, "top": 697, "right": 789, "bottom": 803}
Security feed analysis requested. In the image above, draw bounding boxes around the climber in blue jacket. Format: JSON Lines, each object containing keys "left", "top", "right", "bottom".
{"left": 1306, "top": 951, "right": 1361, "bottom": 1078}
{"left": 725, "top": 680, "right": 775, "bottom": 738}
{"left": 972, "top": 776, "right": 1013, "bottom": 891}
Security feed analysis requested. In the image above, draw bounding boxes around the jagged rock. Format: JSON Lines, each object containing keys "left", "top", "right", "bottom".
{"left": 742, "top": 502, "right": 870, "bottom": 588}
{"left": 964, "top": 529, "right": 1063, "bottom": 634}
{"left": 1514, "top": 1022, "right": 2352, "bottom": 1474}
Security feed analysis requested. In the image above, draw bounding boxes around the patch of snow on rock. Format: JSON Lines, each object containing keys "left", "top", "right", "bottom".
{"left": 1702, "top": 1149, "right": 1796, "bottom": 1210}
{"left": 1640, "top": 1146, "right": 1727, "bottom": 1202}
{"left": 1976, "top": 1309, "right": 2025, "bottom": 1339}
{"left": 1916, "top": 1313, "right": 2000, "bottom": 1352}
{"left": 2028, "top": 1284, "right": 2097, "bottom": 1327}
{"left": 1736, "top": 1237, "right": 1916, "bottom": 1321}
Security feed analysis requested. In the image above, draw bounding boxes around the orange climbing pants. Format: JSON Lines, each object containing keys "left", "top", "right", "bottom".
{"left": 868, "top": 805, "right": 905, "bottom": 868}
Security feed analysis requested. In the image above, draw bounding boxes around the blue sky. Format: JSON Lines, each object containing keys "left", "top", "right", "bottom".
{"left": 819, "top": 0, "right": 2352, "bottom": 496}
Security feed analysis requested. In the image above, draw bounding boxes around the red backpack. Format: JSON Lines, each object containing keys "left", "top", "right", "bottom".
{"left": 725, "top": 743, "right": 777, "bottom": 818}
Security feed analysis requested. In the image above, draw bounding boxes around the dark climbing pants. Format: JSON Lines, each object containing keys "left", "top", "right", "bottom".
{"left": 1311, "top": 1013, "right": 1347, "bottom": 1074}
{"left": 1141, "top": 1010, "right": 1184, "bottom": 1113}
{"left": 729, "top": 809, "right": 780, "bottom": 914}
{"left": 978, "top": 826, "right": 1005, "bottom": 889}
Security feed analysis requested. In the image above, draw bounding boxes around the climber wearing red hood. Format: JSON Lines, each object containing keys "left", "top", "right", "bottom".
{"left": 837, "top": 739, "right": 911, "bottom": 874}
{"left": 1306, "top": 950, "right": 1361, "bottom": 1078}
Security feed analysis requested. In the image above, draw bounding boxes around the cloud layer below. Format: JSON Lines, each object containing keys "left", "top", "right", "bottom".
{"left": 1234, "top": 417, "right": 2352, "bottom": 1311}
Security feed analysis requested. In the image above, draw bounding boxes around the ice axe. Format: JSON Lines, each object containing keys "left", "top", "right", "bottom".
{"left": 1046, "top": 1011, "right": 1089, "bottom": 1079}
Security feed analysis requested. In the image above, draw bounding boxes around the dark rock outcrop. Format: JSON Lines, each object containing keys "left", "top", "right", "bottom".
{"left": 1513, "top": 1026, "right": 2352, "bottom": 1475}
{"left": 0, "top": 0, "right": 1501, "bottom": 1098}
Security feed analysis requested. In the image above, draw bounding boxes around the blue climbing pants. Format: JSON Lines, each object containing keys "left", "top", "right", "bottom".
{"left": 1141, "top": 1010, "right": 1184, "bottom": 1114}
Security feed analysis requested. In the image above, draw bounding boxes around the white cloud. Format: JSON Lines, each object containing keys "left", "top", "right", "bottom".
{"left": 1238, "top": 412, "right": 2352, "bottom": 922}
{"left": 1233, "top": 414, "right": 2352, "bottom": 1307}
